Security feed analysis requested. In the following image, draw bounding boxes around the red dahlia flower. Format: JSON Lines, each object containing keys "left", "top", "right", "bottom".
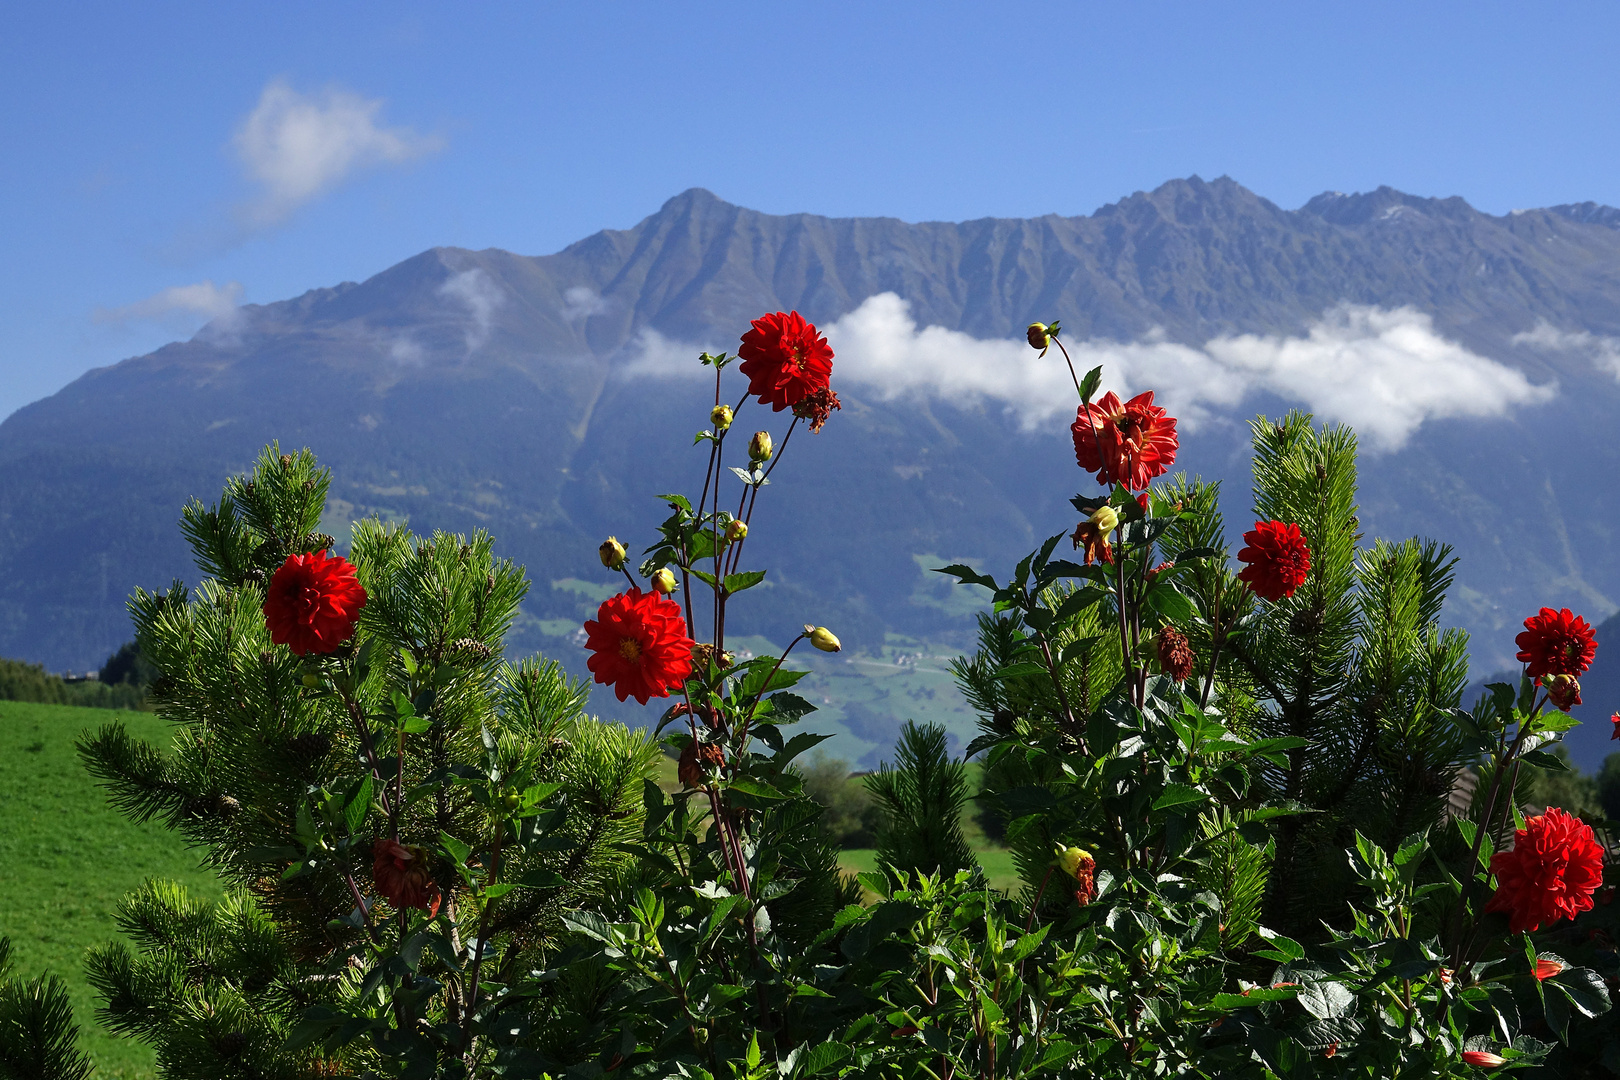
{"left": 372, "top": 838, "right": 442, "bottom": 917}
{"left": 1070, "top": 390, "right": 1179, "bottom": 490}
{"left": 1484, "top": 807, "right": 1604, "bottom": 934}
{"left": 583, "top": 587, "right": 696, "bottom": 704}
{"left": 1515, "top": 607, "right": 1597, "bottom": 680}
{"left": 1610, "top": 713, "right": 1620, "bottom": 741}
{"left": 738, "top": 311, "right": 834, "bottom": 412}
{"left": 1158, "top": 627, "right": 1196, "bottom": 683}
{"left": 263, "top": 550, "right": 367, "bottom": 656}
{"left": 1237, "top": 521, "right": 1311, "bottom": 601}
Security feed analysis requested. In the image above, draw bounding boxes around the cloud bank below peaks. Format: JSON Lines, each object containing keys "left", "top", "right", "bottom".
{"left": 827, "top": 294, "right": 1556, "bottom": 450}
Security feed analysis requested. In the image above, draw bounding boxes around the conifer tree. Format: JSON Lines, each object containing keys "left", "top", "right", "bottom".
{"left": 74, "top": 445, "right": 658, "bottom": 1078}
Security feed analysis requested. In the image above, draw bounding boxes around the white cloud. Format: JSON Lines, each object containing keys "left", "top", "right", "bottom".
{"left": 95, "top": 280, "right": 243, "bottom": 324}
{"left": 823, "top": 294, "right": 1555, "bottom": 451}
{"left": 234, "top": 80, "right": 442, "bottom": 226}
{"left": 1512, "top": 320, "right": 1620, "bottom": 379}
{"left": 437, "top": 268, "right": 505, "bottom": 352}
{"left": 563, "top": 286, "right": 611, "bottom": 322}
{"left": 618, "top": 327, "right": 715, "bottom": 378}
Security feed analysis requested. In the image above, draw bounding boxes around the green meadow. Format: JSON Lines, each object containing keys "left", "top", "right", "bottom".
{"left": 0, "top": 701, "right": 219, "bottom": 1080}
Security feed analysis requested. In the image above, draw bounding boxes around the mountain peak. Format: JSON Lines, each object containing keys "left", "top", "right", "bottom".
{"left": 1299, "top": 185, "right": 1479, "bottom": 225}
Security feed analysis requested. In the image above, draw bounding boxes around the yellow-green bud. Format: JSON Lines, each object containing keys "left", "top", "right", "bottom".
{"left": 749, "top": 431, "right": 773, "bottom": 462}
{"left": 599, "top": 536, "right": 627, "bottom": 570}
{"left": 805, "top": 625, "right": 841, "bottom": 653}
{"left": 711, "top": 404, "right": 733, "bottom": 431}
{"left": 499, "top": 789, "right": 523, "bottom": 814}
{"left": 301, "top": 672, "right": 321, "bottom": 688}
{"left": 726, "top": 519, "right": 748, "bottom": 543}
{"left": 1027, "top": 322, "right": 1050, "bottom": 351}
{"left": 1089, "top": 505, "right": 1119, "bottom": 537}
{"left": 1055, "top": 845, "right": 1094, "bottom": 881}
{"left": 651, "top": 567, "right": 678, "bottom": 595}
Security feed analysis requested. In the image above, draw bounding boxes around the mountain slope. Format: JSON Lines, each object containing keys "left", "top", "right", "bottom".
{"left": 7, "top": 177, "right": 1620, "bottom": 760}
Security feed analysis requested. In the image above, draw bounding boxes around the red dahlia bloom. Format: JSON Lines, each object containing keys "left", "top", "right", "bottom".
{"left": 1070, "top": 390, "right": 1179, "bottom": 490}
{"left": 1237, "top": 521, "right": 1311, "bottom": 601}
{"left": 1484, "top": 807, "right": 1605, "bottom": 934}
{"left": 583, "top": 587, "right": 696, "bottom": 704}
{"left": 372, "top": 838, "right": 442, "bottom": 917}
{"left": 263, "top": 550, "right": 367, "bottom": 656}
{"left": 1158, "top": 627, "right": 1196, "bottom": 683}
{"left": 1610, "top": 713, "right": 1620, "bottom": 741}
{"left": 738, "top": 311, "right": 834, "bottom": 412}
{"left": 1515, "top": 607, "right": 1597, "bottom": 680}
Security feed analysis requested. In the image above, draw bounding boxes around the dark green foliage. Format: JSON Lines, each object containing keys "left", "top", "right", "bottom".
{"left": 0, "top": 657, "right": 143, "bottom": 712}
{"left": 97, "top": 643, "right": 157, "bottom": 691}
{"left": 0, "top": 937, "right": 91, "bottom": 1080}
{"left": 796, "top": 756, "right": 880, "bottom": 848}
{"left": 867, "top": 721, "right": 975, "bottom": 882}
{"left": 1601, "top": 753, "right": 1620, "bottom": 820}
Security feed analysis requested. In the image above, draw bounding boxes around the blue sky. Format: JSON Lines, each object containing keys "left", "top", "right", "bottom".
{"left": 3, "top": 1, "right": 1618, "bottom": 421}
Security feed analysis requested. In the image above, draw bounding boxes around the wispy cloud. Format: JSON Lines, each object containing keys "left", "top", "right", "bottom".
{"left": 563, "top": 286, "right": 611, "bottom": 322}
{"left": 1512, "top": 320, "right": 1620, "bottom": 379}
{"left": 824, "top": 294, "right": 1555, "bottom": 450}
{"left": 618, "top": 327, "right": 716, "bottom": 378}
{"left": 438, "top": 268, "right": 505, "bottom": 352}
{"left": 95, "top": 280, "right": 244, "bottom": 326}
{"left": 234, "top": 80, "right": 442, "bottom": 227}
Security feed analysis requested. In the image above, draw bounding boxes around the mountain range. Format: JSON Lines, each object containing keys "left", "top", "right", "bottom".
{"left": 9, "top": 175, "right": 1620, "bottom": 766}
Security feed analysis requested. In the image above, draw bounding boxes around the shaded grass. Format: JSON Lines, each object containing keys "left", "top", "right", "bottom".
{"left": 0, "top": 701, "right": 220, "bottom": 1079}
{"left": 837, "top": 847, "right": 1022, "bottom": 895}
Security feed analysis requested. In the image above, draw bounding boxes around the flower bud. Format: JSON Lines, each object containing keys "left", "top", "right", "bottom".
{"left": 599, "top": 536, "right": 627, "bottom": 570}
{"left": 1460, "top": 1051, "right": 1506, "bottom": 1068}
{"left": 650, "top": 567, "right": 678, "bottom": 595}
{"left": 301, "top": 672, "right": 321, "bottom": 688}
{"left": 726, "top": 519, "right": 748, "bottom": 543}
{"left": 711, "top": 404, "right": 733, "bottom": 431}
{"left": 1089, "top": 504, "right": 1119, "bottom": 536}
{"left": 805, "top": 625, "right": 841, "bottom": 652}
{"left": 1543, "top": 673, "right": 1582, "bottom": 712}
{"left": 1054, "top": 845, "right": 1093, "bottom": 881}
{"left": 1026, "top": 323, "right": 1050, "bottom": 351}
{"left": 749, "top": 431, "right": 773, "bottom": 461}
{"left": 1533, "top": 958, "right": 1564, "bottom": 980}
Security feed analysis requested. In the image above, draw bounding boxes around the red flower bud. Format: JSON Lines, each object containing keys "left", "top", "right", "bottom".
{"left": 1461, "top": 1051, "right": 1506, "bottom": 1068}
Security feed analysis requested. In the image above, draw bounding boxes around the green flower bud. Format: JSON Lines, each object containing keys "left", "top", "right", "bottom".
{"left": 599, "top": 536, "right": 627, "bottom": 570}
{"left": 805, "top": 625, "right": 841, "bottom": 653}
{"left": 726, "top": 519, "right": 748, "bottom": 543}
{"left": 651, "top": 567, "right": 678, "bottom": 595}
{"left": 711, "top": 404, "right": 733, "bottom": 431}
{"left": 1027, "top": 322, "right": 1050, "bottom": 351}
{"left": 749, "top": 431, "right": 773, "bottom": 462}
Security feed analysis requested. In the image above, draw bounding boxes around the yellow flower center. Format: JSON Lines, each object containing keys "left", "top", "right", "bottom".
{"left": 619, "top": 637, "right": 642, "bottom": 662}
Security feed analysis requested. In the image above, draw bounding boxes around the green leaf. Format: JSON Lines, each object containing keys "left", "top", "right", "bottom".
{"left": 344, "top": 775, "right": 373, "bottom": 834}
{"left": 992, "top": 662, "right": 1050, "bottom": 681}
{"left": 481, "top": 883, "right": 517, "bottom": 900}
{"left": 1521, "top": 749, "right": 1571, "bottom": 772}
{"left": 1078, "top": 365, "right": 1102, "bottom": 402}
{"left": 727, "top": 777, "right": 786, "bottom": 799}
{"left": 439, "top": 831, "right": 471, "bottom": 866}
{"left": 933, "top": 564, "right": 998, "bottom": 590}
{"left": 722, "top": 570, "right": 766, "bottom": 594}
{"left": 1152, "top": 783, "right": 1208, "bottom": 811}
{"left": 1145, "top": 584, "right": 1199, "bottom": 624}
{"left": 1213, "top": 988, "right": 1297, "bottom": 1008}
{"left": 802, "top": 1041, "right": 852, "bottom": 1075}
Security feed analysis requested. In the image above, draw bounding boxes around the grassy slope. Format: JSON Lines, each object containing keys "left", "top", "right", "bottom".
{"left": 0, "top": 701, "right": 220, "bottom": 1080}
